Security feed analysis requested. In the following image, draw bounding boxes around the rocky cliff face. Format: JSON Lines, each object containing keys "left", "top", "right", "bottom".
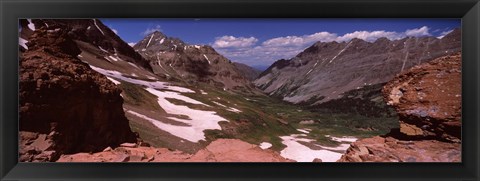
{"left": 338, "top": 52, "right": 461, "bottom": 162}
{"left": 255, "top": 29, "right": 461, "bottom": 105}
{"left": 133, "top": 31, "right": 254, "bottom": 92}
{"left": 57, "top": 139, "right": 292, "bottom": 162}
{"left": 19, "top": 24, "right": 137, "bottom": 162}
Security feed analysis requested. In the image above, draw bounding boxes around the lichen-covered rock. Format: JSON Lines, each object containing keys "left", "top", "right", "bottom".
{"left": 339, "top": 52, "right": 462, "bottom": 162}
{"left": 383, "top": 52, "right": 461, "bottom": 142}
{"left": 19, "top": 26, "right": 137, "bottom": 161}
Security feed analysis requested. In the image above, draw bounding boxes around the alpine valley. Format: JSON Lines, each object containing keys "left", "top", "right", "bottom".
{"left": 18, "top": 19, "right": 461, "bottom": 162}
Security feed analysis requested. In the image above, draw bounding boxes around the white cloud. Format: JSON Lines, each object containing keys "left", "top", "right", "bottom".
{"left": 112, "top": 29, "right": 118, "bottom": 34}
{"left": 213, "top": 26, "right": 434, "bottom": 66}
{"left": 405, "top": 26, "right": 430, "bottom": 37}
{"left": 212, "top": 36, "right": 258, "bottom": 48}
{"left": 142, "top": 25, "right": 162, "bottom": 36}
{"left": 335, "top": 30, "right": 402, "bottom": 42}
{"left": 128, "top": 42, "right": 136, "bottom": 47}
{"left": 437, "top": 29, "right": 453, "bottom": 39}
{"left": 262, "top": 32, "right": 337, "bottom": 47}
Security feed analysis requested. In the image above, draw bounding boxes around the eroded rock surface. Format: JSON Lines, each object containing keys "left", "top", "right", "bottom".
{"left": 19, "top": 26, "right": 137, "bottom": 161}
{"left": 339, "top": 52, "right": 462, "bottom": 162}
{"left": 383, "top": 53, "right": 461, "bottom": 142}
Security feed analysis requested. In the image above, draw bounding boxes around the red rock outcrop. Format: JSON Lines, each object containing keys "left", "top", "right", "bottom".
{"left": 19, "top": 26, "right": 137, "bottom": 162}
{"left": 383, "top": 53, "right": 461, "bottom": 142}
{"left": 338, "top": 52, "right": 462, "bottom": 162}
{"left": 57, "top": 139, "right": 292, "bottom": 162}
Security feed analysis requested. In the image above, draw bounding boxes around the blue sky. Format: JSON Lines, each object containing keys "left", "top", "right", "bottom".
{"left": 101, "top": 19, "right": 460, "bottom": 69}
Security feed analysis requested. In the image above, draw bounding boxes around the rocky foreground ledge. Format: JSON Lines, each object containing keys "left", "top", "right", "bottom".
{"left": 57, "top": 139, "right": 293, "bottom": 162}
{"left": 338, "top": 52, "right": 462, "bottom": 162}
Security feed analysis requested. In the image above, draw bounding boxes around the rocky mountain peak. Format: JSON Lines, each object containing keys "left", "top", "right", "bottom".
{"left": 134, "top": 31, "right": 254, "bottom": 92}
{"left": 134, "top": 31, "right": 186, "bottom": 52}
{"left": 374, "top": 37, "right": 391, "bottom": 43}
{"left": 150, "top": 30, "right": 167, "bottom": 38}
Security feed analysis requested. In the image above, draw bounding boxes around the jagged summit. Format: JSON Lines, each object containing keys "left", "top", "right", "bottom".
{"left": 134, "top": 30, "right": 186, "bottom": 52}
{"left": 255, "top": 29, "right": 461, "bottom": 105}
{"left": 134, "top": 31, "right": 254, "bottom": 92}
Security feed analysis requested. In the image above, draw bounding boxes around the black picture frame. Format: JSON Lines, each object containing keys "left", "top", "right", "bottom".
{"left": 1, "top": 0, "right": 479, "bottom": 180}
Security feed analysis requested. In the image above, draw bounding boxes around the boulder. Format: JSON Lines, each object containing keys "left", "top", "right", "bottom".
{"left": 339, "top": 52, "right": 462, "bottom": 162}
{"left": 383, "top": 52, "right": 462, "bottom": 142}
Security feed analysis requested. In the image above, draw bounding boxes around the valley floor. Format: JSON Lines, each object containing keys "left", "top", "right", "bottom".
{"left": 84, "top": 60, "right": 396, "bottom": 162}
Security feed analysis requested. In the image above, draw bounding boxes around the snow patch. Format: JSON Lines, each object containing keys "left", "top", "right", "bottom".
{"left": 203, "top": 54, "right": 211, "bottom": 64}
{"left": 19, "top": 37, "right": 28, "bottom": 49}
{"left": 212, "top": 101, "right": 242, "bottom": 113}
{"left": 146, "top": 75, "right": 157, "bottom": 80}
{"left": 146, "top": 34, "right": 154, "bottom": 48}
{"left": 325, "top": 135, "right": 357, "bottom": 143}
{"left": 27, "top": 19, "right": 36, "bottom": 31}
{"left": 329, "top": 41, "right": 352, "bottom": 64}
{"left": 259, "top": 142, "right": 273, "bottom": 149}
{"left": 143, "top": 88, "right": 227, "bottom": 142}
{"left": 297, "top": 129, "right": 310, "bottom": 134}
{"left": 93, "top": 19, "right": 105, "bottom": 35}
{"left": 47, "top": 28, "right": 61, "bottom": 33}
{"left": 306, "top": 69, "right": 314, "bottom": 75}
{"left": 159, "top": 38, "right": 165, "bottom": 44}
{"left": 89, "top": 65, "right": 194, "bottom": 93}
{"left": 106, "top": 55, "right": 119, "bottom": 61}
{"left": 128, "top": 62, "right": 140, "bottom": 69}
{"left": 98, "top": 46, "right": 109, "bottom": 53}
{"left": 199, "top": 90, "right": 208, "bottom": 95}
{"left": 107, "top": 77, "right": 121, "bottom": 85}
{"left": 280, "top": 135, "right": 344, "bottom": 162}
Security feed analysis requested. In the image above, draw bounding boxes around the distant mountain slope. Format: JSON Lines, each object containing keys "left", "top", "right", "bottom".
{"left": 254, "top": 29, "right": 461, "bottom": 105}
{"left": 233, "top": 62, "right": 262, "bottom": 81}
{"left": 133, "top": 31, "right": 254, "bottom": 92}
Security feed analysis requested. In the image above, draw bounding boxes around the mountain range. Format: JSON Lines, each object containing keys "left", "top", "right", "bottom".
{"left": 254, "top": 29, "right": 461, "bottom": 105}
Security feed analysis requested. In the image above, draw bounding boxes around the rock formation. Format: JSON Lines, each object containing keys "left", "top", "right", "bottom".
{"left": 338, "top": 52, "right": 461, "bottom": 162}
{"left": 19, "top": 25, "right": 137, "bottom": 162}
{"left": 57, "top": 139, "right": 292, "bottom": 162}
{"left": 383, "top": 53, "right": 461, "bottom": 142}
